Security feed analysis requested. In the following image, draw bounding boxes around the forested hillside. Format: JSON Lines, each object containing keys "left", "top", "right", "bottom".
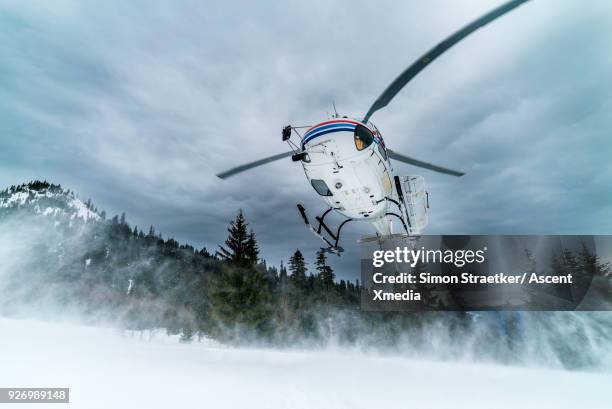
{"left": 0, "top": 181, "right": 367, "bottom": 344}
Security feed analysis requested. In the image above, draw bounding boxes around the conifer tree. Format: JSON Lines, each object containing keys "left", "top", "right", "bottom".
{"left": 218, "top": 210, "right": 252, "bottom": 267}
{"left": 209, "top": 210, "right": 272, "bottom": 336}
{"left": 279, "top": 260, "right": 288, "bottom": 284}
{"left": 277, "top": 259, "right": 291, "bottom": 326}
{"left": 561, "top": 248, "right": 579, "bottom": 276}
{"left": 288, "top": 249, "right": 307, "bottom": 289}
{"left": 315, "top": 249, "right": 335, "bottom": 291}
{"left": 577, "top": 243, "right": 604, "bottom": 276}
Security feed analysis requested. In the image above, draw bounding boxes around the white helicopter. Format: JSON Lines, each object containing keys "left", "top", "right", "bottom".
{"left": 218, "top": 0, "right": 530, "bottom": 254}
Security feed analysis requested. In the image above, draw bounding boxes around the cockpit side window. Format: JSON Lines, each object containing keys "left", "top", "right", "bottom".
{"left": 354, "top": 125, "right": 374, "bottom": 151}
{"left": 311, "top": 179, "right": 333, "bottom": 196}
{"left": 373, "top": 126, "right": 384, "bottom": 145}
{"left": 377, "top": 143, "right": 387, "bottom": 160}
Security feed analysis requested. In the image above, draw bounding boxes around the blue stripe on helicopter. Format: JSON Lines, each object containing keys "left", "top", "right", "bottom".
{"left": 302, "top": 120, "right": 383, "bottom": 145}
{"left": 303, "top": 126, "right": 356, "bottom": 144}
{"left": 304, "top": 122, "right": 357, "bottom": 138}
{"left": 303, "top": 128, "right": 384, "bottom": 145}
{"left": 304, "top": 122, "right": 356, "bottom": 141}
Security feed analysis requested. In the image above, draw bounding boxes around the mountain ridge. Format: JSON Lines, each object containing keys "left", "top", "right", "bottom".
{"left": 0, "top": 180, "right": 100, "bottom": 223}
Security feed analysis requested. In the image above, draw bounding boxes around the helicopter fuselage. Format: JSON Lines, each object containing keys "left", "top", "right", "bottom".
{"left": 300, "top": 118, "right": 395, "bottom": 236}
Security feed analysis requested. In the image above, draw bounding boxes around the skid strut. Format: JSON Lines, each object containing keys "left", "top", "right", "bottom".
{"left": 297, "top": 204, "right": 350, "bottom": 255}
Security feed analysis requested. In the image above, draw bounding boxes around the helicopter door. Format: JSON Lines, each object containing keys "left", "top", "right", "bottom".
{"left": 398, "top": 175, "right": 429, "bottom": 235}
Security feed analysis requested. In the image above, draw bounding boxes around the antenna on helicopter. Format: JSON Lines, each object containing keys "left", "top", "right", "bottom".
{"left": 332, "top": 100, "right": 338, "bottom": 118}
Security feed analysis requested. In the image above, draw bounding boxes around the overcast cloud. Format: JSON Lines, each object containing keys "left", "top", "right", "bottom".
{"left": 1, "top": 0, "right": 611, "bottom": 279}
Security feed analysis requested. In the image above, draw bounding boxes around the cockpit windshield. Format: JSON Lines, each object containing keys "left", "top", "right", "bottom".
{"left": 354, "top": 125, "right": 374, "bottom": 151}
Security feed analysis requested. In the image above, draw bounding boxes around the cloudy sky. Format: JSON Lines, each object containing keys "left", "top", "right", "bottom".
{"left": 1, "top": 0, "right": 611, "bottom": 279}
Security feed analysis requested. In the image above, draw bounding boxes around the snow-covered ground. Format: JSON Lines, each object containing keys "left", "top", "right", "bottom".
{"left": 1, "top": 317, "right": 610, "bottom": 409}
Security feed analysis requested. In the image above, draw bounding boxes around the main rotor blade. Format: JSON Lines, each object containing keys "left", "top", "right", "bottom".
{"left": 387, "top": 149, "right": 464, "bottom": 177}
{"left": 363, "top": 0, "right": 530, "bottom": 123}
{"left": 217, "top": 151, "right": 293, "bottom": 179}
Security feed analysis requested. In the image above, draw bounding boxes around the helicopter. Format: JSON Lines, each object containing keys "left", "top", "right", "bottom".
{"left": 218, "top": 0, "right": 531, "bottom": 254}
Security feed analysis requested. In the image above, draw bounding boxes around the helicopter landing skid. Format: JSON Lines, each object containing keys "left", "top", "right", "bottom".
{"left": 358, "top": 233, "right": 422, "bottom": 251}
{"left": 296, "top": 204, "right": 350, "bottom": 256}
{"left": 357, "top": 232, "right": 410, "bottom": 244}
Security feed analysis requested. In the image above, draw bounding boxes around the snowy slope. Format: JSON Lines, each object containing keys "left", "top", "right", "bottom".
{"left": 0, "top": 184, "right": 100, "bottom": 222}
{"left": 0, "top": 317, "right": 610, "bottom": 409}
